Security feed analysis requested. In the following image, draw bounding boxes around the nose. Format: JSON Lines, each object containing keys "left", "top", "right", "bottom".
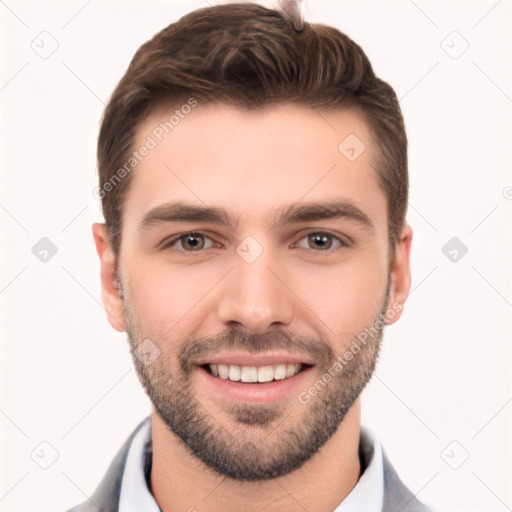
{"left": 216, "top": 245, "right": 295, "bottom": 334}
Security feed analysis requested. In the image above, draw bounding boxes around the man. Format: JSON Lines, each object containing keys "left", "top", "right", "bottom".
{"left": 69, "top": 2, "right": 435, "bottom": 511}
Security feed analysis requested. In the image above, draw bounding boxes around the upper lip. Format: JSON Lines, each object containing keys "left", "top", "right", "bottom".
{"left": 195, "top": 351, "right": 316, "bottom": 367}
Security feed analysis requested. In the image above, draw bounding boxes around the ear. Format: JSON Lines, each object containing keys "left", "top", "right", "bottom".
{"left": 91, "top": 223, "right": 126, "bottom": 332}
{"left": 384, "top": 223, "right": 413, "bottom": 326}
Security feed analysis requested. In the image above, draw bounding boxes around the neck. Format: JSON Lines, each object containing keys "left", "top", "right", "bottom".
{"left": 150, "top": 400, "right": 362, "bottom": 512}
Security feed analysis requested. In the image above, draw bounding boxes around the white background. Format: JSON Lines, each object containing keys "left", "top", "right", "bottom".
{"left": 1, "top": 1, "right": 511, "bottom": 511}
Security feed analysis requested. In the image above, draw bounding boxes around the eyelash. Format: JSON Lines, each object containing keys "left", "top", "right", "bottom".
{"left": 160, "top": 231, "right": 349, "bottom": 256}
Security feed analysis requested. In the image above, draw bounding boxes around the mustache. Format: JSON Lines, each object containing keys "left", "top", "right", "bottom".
{"left": 178, "top": 328, "right": 334, "bottom": 373}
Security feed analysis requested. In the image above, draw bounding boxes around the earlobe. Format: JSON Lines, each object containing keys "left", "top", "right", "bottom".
{"left": 385, "top": 224, "right": 413, "bottom": 326}
{"left": 91, "top": 223, "right": 126, "bottom": 333}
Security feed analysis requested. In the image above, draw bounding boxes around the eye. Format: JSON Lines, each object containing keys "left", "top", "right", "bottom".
{"left": 161, "top": 232, "right": 216, "bottom": 252}
{"left": 160, "top": 230, "right": 349, "bottom": 255}
{"left": 292, "top": 231, "right": 348, "bottom": 252}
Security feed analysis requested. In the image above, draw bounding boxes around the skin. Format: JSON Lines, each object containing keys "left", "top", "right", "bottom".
{"left": 92, "top": 103, "right": 412, "bottom": 511}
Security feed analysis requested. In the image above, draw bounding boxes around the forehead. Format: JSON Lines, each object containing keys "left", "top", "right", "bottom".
{"left": 122, "top": 102, "right": 385, "bottom": 233}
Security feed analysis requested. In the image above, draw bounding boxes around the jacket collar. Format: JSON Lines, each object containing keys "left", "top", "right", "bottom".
{"left": 67, "top": 415, "right": 432, "bottom": 512}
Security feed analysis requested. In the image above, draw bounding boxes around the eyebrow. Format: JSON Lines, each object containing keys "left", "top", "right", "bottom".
{"left": 138, "top": 199, "right": 374, "bottom": 233}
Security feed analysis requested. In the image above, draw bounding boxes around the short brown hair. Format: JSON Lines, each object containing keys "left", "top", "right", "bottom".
{"left": 97, "top": 3, "right": 408, "bottom": 259}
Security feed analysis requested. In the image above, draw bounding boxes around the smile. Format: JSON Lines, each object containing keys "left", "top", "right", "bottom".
{"left": 195, "top": 352, "right": 315, "bottom": 402}
{"left": 206, "top": 363, "right": 303, "bottom": 383}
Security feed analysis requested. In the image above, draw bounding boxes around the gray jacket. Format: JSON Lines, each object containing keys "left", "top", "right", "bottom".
{"left": 66, "top": 416, "right": 434, "bottom": 512}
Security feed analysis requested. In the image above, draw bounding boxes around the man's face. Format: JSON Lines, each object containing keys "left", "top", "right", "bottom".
{"left": 94, "top": 103, "right": 411, "bottom": 480}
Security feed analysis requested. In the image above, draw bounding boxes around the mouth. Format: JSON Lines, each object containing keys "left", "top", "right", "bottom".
{"left": 195, "top": 354, "right": 315, "bottom": 403}
{"left": 202, "top": 362, "right": 310, "bottom": 383}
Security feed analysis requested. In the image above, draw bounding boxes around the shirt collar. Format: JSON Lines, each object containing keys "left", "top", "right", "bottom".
{"left": 119, "top": 419, "right": 383, "bottom": 512}
{"left": 118, "top": 418, "right": 160, "bottom": 512}
{"left": 334, "top": 426, "right": 384, "bottom": 512}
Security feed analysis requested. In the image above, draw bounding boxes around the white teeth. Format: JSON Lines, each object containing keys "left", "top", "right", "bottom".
{"left": 286, "top": 363, "right": 296, "bottom": 378}
{"left": 240, "top": 366, "right": 258, "bottom": 383}
{"left": 228, "top": 365, "right": 241, "bottom": 381}
{"left": 273, "top": 364, "right": 287, "bottom": 380}
{"left": 257, "top": 366, "right": 274, "bottom": 383}
{"left": 208, "top": 363, "right": 303, "bottom": 383}
{"left": 218, "top": 364, "right": 229, "bottom": 379}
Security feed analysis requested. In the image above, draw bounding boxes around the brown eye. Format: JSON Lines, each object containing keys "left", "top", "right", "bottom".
{"left": 162, "top": 232, "right": 214, "bottom": 252}
{"left": 294, "top": 232, "right": 347, "bottom": 251}
{"left": 308, "top": 233, "right": 332, "bottom": 250}
{"left": 180, "top": 233, "right": 205, "bottom": 250}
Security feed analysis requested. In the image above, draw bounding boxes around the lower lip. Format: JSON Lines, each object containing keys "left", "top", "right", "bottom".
{"left": 197, "top": 365, "right": 313, "bottom": 403}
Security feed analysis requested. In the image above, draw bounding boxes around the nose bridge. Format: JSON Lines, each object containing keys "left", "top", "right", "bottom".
{"left": 216, "top": 239, "right": 295, "bottom": 332}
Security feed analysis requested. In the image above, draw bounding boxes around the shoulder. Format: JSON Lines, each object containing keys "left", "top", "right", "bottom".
{"left": 381, "top": 447, "right": 436, "bottom": 512}
{"left": 64, "top": 416, "right": 151, "bottom": 512}
{"left": 359, "top": 427, "right": 436, "bottom": 512}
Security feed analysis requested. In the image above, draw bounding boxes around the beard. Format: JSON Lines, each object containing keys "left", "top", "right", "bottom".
{"left": 121, "top": 279, "right": 389, "bottom": 481}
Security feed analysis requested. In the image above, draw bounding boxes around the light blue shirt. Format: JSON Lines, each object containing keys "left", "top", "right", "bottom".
{"left": 118, "top": 419, "right": 384, "bottom": 511}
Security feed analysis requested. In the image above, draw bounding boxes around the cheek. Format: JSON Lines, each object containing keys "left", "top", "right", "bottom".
{"left": 124, "top": 257, "right": 224, "bottom": 337}
{"left": 289, "top": 253, "right": 387, "bottom": 338}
